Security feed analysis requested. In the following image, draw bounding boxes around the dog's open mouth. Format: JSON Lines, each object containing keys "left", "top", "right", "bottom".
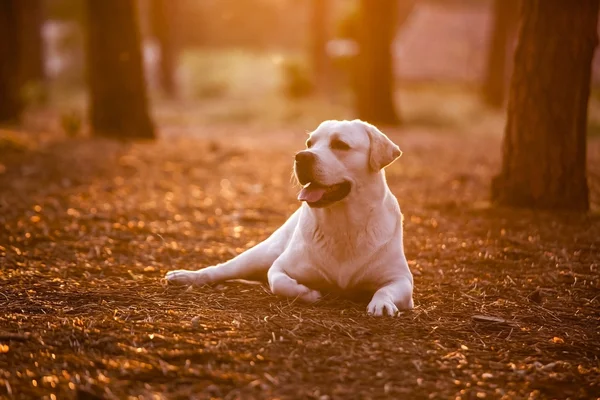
{"left": 297, "top": 181, "right": 352, "bottom": 207}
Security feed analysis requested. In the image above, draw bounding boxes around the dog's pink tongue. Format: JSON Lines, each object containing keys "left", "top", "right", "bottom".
{"left": 298, "top": 184, "right": 326, "bottom": 203}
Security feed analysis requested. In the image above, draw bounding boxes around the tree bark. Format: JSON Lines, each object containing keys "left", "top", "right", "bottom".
{"left": 491, "top": 0, "right": 598, "bottom": 211}
{"left": 85, "top": 0, "right": 155, "bottom": 139}
{"left": 482, "top": 0, "right": 519, "bottom": 108}
{"left": 0, "top": 0, "right": 22, "bottom": 123}
{"left": 16, "top": 0, "right": 45, "bottom": 85}
{"left": 355, "top": 0, "right": 400, "bottom": 125}
{"left": 310, "top": 0, "right": 329, "bottom": 94}
{"left": 150, "top": 0, "right": 176, "bottom": 97}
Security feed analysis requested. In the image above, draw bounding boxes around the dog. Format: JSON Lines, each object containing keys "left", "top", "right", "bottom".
{"left": 166, "top": 119, "right": 414, "bottom": 316}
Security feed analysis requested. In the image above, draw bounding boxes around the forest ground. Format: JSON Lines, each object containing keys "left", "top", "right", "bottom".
{"left": 1, "top": 86, "right": 600, "bottom": 399}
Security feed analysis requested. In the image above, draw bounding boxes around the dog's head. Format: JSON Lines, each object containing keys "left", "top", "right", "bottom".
{"left": 295, "top": 119, "right": 402, "bottom": 208}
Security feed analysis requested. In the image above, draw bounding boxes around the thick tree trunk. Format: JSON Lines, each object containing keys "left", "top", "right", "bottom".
{"left": 85, "top": 0, "right": 155, "bottom": 139}
{"left": 355, "top": 0, "right": 400, "bottom": 125}
{"left": 150, "top": 0, "right": 176, "bottom": 97}
{"left": 16, "top": 0, "right": 45, "bottom": 85}
{"left": 310, "top": 0, "right": 329, "bottom": 93}
{"left": 0, "top": 0, "right": 22, "bottom": 123}
{"left": 491, "top": 0, "right": 598, "bottom": 211}
{"left": 482, "top": 0, "right": 519, "bottom": 108}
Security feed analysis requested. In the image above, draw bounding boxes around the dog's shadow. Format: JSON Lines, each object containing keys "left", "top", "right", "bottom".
{"left": 217, "top": 278, "right": 376, "bottom": 310}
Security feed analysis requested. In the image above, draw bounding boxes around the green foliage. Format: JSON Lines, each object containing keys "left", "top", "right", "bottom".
{"left": 181, "top": 49, "right": 281, "bottom": 101}
{"left": 60, "top": 110, "right": 82, "bottom": 138}
{"left": 20, "top": 81, "right": 48, "bottom": 107}
{"left": 279, "top": 58, "right": 314, "bottom": 99}
{"left": 399, "top": 82, "right": 504, "bottom": 133}
{"left": 193, "top": 81, "right": 230, "bottom": 100}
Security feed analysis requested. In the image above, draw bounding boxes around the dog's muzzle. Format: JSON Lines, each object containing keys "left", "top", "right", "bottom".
{"left": 295, "top": 151, "right": 315, "bottom": 185}
{"left": 294, "top": 150, "right": 352, "bottom": 207}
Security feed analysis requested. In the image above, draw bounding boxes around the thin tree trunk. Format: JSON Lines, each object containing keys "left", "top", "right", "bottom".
{"left": 0, "top": 0, "right": 22, "bottom": 123}
{"left": 491, "top": 0, "right": 598, "bottom": 211}
{"left": 85, "top": 0, "right": 155, "bottom": 139}
{"left": 355, "top": 0, "right": 400, "bottom": 126}
{"left": 150, "top": 0, "right": 176, "bottom": 97}
{"left": 482, "top": 0, "right": 519, "bottom": 108}
{"left": 310, "top": 0, "right": 329, "bottom": 94}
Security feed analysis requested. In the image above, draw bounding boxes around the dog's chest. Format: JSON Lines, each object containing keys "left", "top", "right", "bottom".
{"left": 301, "top": 227, "right": 390, "bottom": 290}
{"left": 299, "top": 258, "right": 380, "bottom": 295}
{"left": 291, "top": 202, "right": 401, "bottom": 290}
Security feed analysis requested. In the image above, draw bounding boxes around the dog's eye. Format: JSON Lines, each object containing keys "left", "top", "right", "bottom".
{"left": 306, "top": 140, "right": 313, "bottom": 148}
{"left": 330, "top": 139, "right": 350, "bottom": 151}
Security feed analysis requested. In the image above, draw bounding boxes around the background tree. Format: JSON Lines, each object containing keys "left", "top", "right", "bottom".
{"left": 85, "top": 0, "right": 155, "bottom": 139}
{"left": 354, "top": 0, "right": 414, "bottom": 125}
{"left": 150, "top": 0, "right": 176, "bottom": 97}
{"left": 491, "top": 0, "right": 598, "bottom": 211}
{"left": 16, "top": 0, "right": 45, "bottom": 88}
{"left": 482, "top": 0, "right": 519, "bottom": 108}
{"left": 0, "top": 0, "right": 22, "bottom": 123}
{"left": 355, "top": 0, "right": 399, "bottom": 125}
{"left": 310, "top": 0, "right": 329, "bottom": 94}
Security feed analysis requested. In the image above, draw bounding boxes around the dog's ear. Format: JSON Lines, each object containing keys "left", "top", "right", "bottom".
{"left": 360, "top": 120, "right": 402, "bottom": 171}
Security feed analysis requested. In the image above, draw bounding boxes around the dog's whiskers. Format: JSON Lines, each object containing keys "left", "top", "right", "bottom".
{"left": 290, "top": 168, "right": 300, "bottom": 187}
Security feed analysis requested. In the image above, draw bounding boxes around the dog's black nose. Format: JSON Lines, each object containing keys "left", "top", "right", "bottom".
{"left": 295, "top": 151, "right": 315, "bottom": 166}
{"left": 295, "top": 151, "right": 315, "bottom": 184}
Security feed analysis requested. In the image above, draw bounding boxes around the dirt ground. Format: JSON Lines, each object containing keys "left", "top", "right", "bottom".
{"left": 1, "top": 120, "right": 599, "bottom": 400}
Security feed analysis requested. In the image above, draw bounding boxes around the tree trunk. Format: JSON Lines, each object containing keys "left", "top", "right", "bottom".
{"left": 16, "top": 0, "right": 45, "bottom": 85}
{"left": 150, "top": 0, "right": 176, "bottom": 97}
{"left": 310, "top": 0, "right": 329, "bottom": 94}
{"left": 482, "top": 0, "right": 519, "bottom": 108}
{"left": 491, "top": 0, "right": 598, "bottom": 211}
{"left": 355, "top": 0, "right": 400, "bottom": 125}
{"left": 85, "top": 0, "right": 155, "bottom": 139}
{"left": 0, "top": 0, "right": 22, "bottom": 123}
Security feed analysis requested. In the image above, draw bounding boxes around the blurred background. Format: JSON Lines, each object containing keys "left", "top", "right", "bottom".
{"left": 2, "top": 0, "right": 600, "bottom": 141}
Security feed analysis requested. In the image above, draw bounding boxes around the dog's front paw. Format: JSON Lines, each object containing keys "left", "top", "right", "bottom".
{"left": 299, "top": 288, "right": 322, "bottom": 303}
{"left": 367, "top": 297, "right": 399, "bottom": 316}
{"left": 165, "top": 269, "right": 212, "bottom": 286}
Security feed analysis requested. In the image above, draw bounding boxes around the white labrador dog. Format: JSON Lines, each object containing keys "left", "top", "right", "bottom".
{"left": 166, "top": 119, "right": 414, "bottom": 316}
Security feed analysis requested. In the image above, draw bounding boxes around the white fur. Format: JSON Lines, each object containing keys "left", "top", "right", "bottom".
{"left": 166, "top": 120, "right": 414, "bottom": 316}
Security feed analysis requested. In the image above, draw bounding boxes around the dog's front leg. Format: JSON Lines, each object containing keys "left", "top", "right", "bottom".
{"left": 166, "top": 242, "right": 279, "bottom": 286}
{"left": 166, "top": 209, "right": 301, "bottom": 286}
{"left": 367, "top": 276, "right": 413, "bottom": 316}
{"left": 267, "top": 259, "right": 322, "bottom": 303}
